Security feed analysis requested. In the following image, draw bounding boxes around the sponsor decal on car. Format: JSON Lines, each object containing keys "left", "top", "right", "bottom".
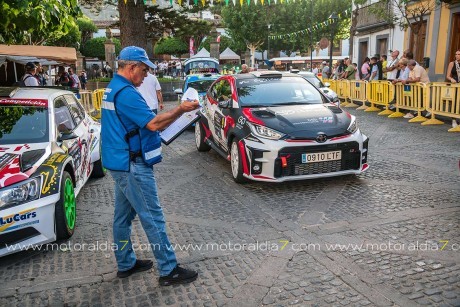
{"left": 0, "top": 99, "right": 48, "bottom": 107}
{"left": 0, "top": 208, "right": 38, "bottom": 232}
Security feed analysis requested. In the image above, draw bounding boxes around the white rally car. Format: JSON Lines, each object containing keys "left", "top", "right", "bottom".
{"left": 0, "top": 87, "right": 105, "bottom": 256}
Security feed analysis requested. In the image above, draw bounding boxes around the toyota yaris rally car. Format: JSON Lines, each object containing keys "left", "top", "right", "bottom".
{"left": 0, "top": 87, "right": 105, "bottom": 256}
{"left": 195, "top": 72, "right": 369, "bottom": 183}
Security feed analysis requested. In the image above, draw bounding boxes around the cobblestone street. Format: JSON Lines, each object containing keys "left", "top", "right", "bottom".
{"left": 0, "top": 102, "right": 459, "bottom": 307}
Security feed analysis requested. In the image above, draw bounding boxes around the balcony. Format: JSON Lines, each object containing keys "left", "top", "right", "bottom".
{"left": 355, "top": 1, "right": 392, "bottom": 33}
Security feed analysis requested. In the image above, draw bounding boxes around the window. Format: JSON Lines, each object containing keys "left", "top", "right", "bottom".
{"left": 376, "top": 38, "right": 387, "bottom": 58}
{"left": 210, "top": 79, "right": 232, "bottom": 102}
{"left": 54, "top": 96, "right": 75, "bottom": 133}
{"left": 64, "top": 94, "right": 85, "bottom": 126}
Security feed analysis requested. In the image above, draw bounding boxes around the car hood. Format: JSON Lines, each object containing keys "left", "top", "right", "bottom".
{"left": 0, "top": 142, "right": 51, "bottom": 188}
{"left": 248, "top": 104, "right": 352, "bottom": 139}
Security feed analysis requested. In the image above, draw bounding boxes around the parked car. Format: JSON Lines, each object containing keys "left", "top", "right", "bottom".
{"left": 292, "top": 71, "right": 339, "bottom": 104}
{"left": 195, "top": 71, "right": 369, "bottom": 183}
{"left": 0, "top": 87, "right": 105, "bottom": 256}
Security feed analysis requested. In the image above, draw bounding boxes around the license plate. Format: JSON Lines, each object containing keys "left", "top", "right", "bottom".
{"left": 302, "top": 151, "right": 341, "bottom": 163}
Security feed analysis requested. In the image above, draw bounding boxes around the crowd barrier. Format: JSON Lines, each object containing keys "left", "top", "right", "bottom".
{"left": 365, "top": 81, "right": 394, "bottom": 115}
{"left": 348, "top": 80, "right": 368, "bottom": 109}
{"left": 92, "top": 89, "right": 106, "bottom": 119}
{"left": 424, "top": 83, "right": 460, "bottom": 132}
{"left": 335, "top": 80, "right": 351, "bottom": 106}
{"left": 389, "top": 83, "right": 427, "bottom": 122}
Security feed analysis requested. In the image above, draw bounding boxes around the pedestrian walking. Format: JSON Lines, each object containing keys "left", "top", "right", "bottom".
{"left": 101, "top": 46, "right": 199, "bottom": 285}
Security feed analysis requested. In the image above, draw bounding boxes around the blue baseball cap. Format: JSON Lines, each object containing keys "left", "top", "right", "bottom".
{"left": 119, "top": 46, "right": 156, "bottom": 69}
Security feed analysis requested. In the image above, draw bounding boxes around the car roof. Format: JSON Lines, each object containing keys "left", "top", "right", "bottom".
{"left": 297, "top": 72, "right": 316, "bottom": 77}
{"left": 0, "top": 87, "right": 75, "bottom": 100}
{"left": 232, "top": 71, "right": 301, "bottom": 80}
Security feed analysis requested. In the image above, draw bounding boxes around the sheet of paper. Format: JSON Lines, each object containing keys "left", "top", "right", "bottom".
{"left": 181, "top": 87, "right": 200, "bottom": 102}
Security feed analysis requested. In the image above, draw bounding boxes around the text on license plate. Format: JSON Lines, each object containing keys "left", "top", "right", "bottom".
{"left": 302, "top": 151, "right": 342, "bottom": 163}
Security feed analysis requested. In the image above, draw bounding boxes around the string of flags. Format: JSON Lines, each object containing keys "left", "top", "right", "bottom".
{"left": 121, "top": 0, "right": 351, "bottom": 8}
{"left": 268, "top": 9, "right": 351, "bottom": 40}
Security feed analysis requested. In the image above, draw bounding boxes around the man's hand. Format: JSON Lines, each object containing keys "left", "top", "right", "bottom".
{"left": 159, "top": 102, "right": 164, "bottom": 111}
{"left": 180, "top": 100, "right": 200, "bottom": 112}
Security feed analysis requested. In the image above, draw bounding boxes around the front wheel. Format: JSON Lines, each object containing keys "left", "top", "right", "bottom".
{"left": 55, "top": 171, "right": 76, "bottom": 240}
{"left": 230, "top": 140, "right": 247, "bottom": 183}
{"left": 195, "top": 122, "right": 211, "bottom": 152}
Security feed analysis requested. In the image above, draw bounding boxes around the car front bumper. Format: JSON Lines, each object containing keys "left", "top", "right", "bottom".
{"left": 0, "top": 194, "right": 59, "bottom": 256}
{"left": 240, "top": 131, "right": 369, "bottom": 182}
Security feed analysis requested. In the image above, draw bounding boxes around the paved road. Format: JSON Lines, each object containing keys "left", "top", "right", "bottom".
{"left": 1, "top": 102, "right": 459, "bottom": 307}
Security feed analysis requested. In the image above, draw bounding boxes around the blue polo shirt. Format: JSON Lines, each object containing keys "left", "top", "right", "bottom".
{"left": 111, "top": 74, "right": 155, "bottom": 152}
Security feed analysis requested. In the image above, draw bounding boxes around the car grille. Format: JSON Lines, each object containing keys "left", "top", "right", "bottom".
{"left": 275, "top": 142, "right": 361, "bottom": 177}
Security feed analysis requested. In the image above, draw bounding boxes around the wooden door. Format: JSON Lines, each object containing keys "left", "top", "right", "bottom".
{"left": 448, "top": 13, "right": 460, "bottom": 62}
{"left": 359, "top": 41, "right": 368, "bottom": 66}
{"left": 409, "top": 21, "right": 427, "bottom": 64}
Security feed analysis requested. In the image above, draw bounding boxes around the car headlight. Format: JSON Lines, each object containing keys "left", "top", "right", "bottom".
{"left": 247, "top": 122, "right": 285, "bottom": 140}
{"left": 0, "top": 176, "right": 42, "bottom": 209}
{"left": 347, "top": 118, "right": 358, "bottom": 134}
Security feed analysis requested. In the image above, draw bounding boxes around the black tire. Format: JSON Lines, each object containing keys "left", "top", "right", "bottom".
{"left": 195, "top": 121, "right": 211, "bottom": 152}
{"left": 91, "top": 159, "right": 106, "bottom": 178}
{"left": 230, "top": 140, "right": 248, "bottom": 183}
{"left": 55, "top": 171, "right": 76, "bottom": 240}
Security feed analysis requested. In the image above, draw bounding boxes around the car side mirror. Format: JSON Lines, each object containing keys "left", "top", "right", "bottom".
{"left": 218, "top": 99, "right": 231, "bottom": 109}
{"left": 57, "top": 131, "right": 78, "bottom": 142}
{"left": 324, "top": 82, "right": 331, "bottom": 88}
{"left": 174, "top": 88, "right": 183, "bottom": 94}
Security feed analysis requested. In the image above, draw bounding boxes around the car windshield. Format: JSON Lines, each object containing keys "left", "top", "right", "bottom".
{"left": 236, "top": 77, "right": 325, "bottom": 107}
{"left": 0, "top": 106, "right": 49, "bottom": 144}
{"left": 187, "top": 80, "right": 216, "bottom": 93}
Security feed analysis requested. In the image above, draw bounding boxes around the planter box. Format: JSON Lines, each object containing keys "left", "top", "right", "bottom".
{"left": 86, "top": 81, "right": 110, "bottom": 91}
{"left": 159, "top": 80, "right": 184, "bottom": 101}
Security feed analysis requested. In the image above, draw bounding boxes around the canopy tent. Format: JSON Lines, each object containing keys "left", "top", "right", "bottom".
{"left": 219, "top": 47, "right": 240, "bottom": 60}
{"left": 0, "top": 45, "right": 77, "bottom": 64}
{"left": 192, "top": 48, "right": 210, "bottom": 58}
{"left": 0, "top": 56, "right": 59, "bottom": 68}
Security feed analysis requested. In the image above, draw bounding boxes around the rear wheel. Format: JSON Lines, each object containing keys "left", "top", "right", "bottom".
{"left": 55, "top": 171, "right": 76, "bottom": 240}
{"left": 230, "top": 140, "right": 247, "bottom": 183}
{"left": 195, "top": 122, "right": 211, "bottom": 152}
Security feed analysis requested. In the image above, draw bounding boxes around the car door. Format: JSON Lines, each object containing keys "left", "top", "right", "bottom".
{"left": 64, "top": 94, "right": 92, "bottom": 186}
{"left": 207, "top": 78, "right": 233, "bottom": 151}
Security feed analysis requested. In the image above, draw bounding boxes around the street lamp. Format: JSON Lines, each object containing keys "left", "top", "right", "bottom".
{"left": 328, "top": 12, "right": 339, "bottom": 77}
{"left": 267, "top": 24, "right": 271, "bottom": 64}
{"left": 309, "top": 0, "right": 313, "bottom": 71}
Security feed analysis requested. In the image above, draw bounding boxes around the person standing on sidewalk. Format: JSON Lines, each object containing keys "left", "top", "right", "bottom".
{"left": 446, "top": 50, "right": 460, "bottom": 127}
{"left": 137, "top": 70, "right": 164, "bottom": 114}
{"left": 101, "top": 46, "right": 199, "bottom": 285}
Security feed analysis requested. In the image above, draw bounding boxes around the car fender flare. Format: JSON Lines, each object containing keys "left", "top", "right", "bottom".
{"left": 35, "top": 153, "right": 74, "bottom": 197}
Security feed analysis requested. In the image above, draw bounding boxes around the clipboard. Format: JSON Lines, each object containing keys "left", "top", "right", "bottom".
{"left": 160, "top": 110, "right": 201, "bottom": 145}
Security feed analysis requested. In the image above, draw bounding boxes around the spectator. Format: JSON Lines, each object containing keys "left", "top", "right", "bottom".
{"left": 353, "top": 63, "right": 360, "bottom": 80}
{"left": 33, "top": 62, "right": 45, "bottom": 86}
{"left": 21, "top": 62, "right": 39, "bottom": 86}
{"left": 402, "top": 60, "right": 430, "bottom": 119}
{"left": 385, "top": 50, "right": 400, "bottom": 82}
{"left": 381, "top": 55, "right": 388, "bottom": 79}
{"left": 446, "top": 50, "right": 460, "bottom": 128}
{"left": 241, "top": 64, "right": 249, "bottom": 73}
{"left": 391, "top": 59, "right": 410, "bottom": 84}
{"left": 340, "top": 59, "right": 356, "bottom": 80}
{"left": 374, "top": 54, "right": 383, "bottom": 80}
{"left": 369, "top": 57, "right": 380, "bottom": 81}
{"left": 137, "top": 70, "right": 164, "bottom": 114}
{"left": 312, "top": 64, "right": 318, "bottom": 75}
{"left": 56, "top": 66, "right": 72, "bottom": 87}
{"left": 103, "top": 62, "right": 113, "bottom": 78}
{"left": 361, "top": 57, "right": 371, "bottom": 80}
{"left": 331, "top": 62, "right": 340, "bottom": 80}
{"left": 68, "top": 68, "right": 81, "bottom": 89}
{"left": 321, "top": 61, "right": 330, "bottom": 78}
{"left": 79, "top": 71, "right": 88, "bottom": 90}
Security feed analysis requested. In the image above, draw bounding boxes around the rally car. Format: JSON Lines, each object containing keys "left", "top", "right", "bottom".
{"left": 293, "top": 71, "right": 340, "bottom": 105}
{"left": 0, "top": 87, "right": 105, "bottom": 256}
{"left": 195, "top": 71, "right": 369, "bottom": 183}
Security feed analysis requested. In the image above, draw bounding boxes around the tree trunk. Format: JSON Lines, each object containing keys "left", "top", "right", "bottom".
{"left": 118, "top": 0, "right": 147, "bottom": 49}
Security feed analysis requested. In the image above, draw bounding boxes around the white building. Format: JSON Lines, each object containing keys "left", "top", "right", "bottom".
{"left": 351, "top": 0, "right": 405, "bottom": 66}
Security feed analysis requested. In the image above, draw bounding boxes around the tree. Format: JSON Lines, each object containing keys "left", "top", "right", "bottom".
{"left": 0, "top": 0, "right": 81, "bottom": 45}
{"left": 154, "top": 37, "right": 188, "bottom": 57}
{"left": 118, "top": 0, "right": 147, "bottom": 48}
{"left": 81, "top": 37, "right": 122, "bottom": 60}
{"left": 77, "top": 17, "right": 98, "bottom": 46}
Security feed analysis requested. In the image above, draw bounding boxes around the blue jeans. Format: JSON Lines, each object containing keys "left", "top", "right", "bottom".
{"left": 110, "top": 158, "right": 177, "bottom": 276}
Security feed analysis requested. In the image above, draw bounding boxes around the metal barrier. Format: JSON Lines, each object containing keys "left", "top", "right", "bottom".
{"left": 423, "top": 83, "right": 460, "bottom": 132}
{"left": 335, "top": 80, "right": 351, "bottom": 106}
{"left": 348, "top": 80, "right": 368, "bottom": 108}
{"left": 322, "top": 79, "right": 337, "bottom": 93}
{"left": 79, "top": 90, "right": 94, "bottom": 114}
{"left": 92, "top": 88, "right": 105, "bottom": 119}
{"left": 365, "top": 81, "right": 394, "bottom": 115}
{"left": 388, "top": 83, "right": 427, "bottom": 123}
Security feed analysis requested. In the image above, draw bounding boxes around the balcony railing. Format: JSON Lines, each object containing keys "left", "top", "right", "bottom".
{"left": 355, "top": 1, "right": 392, "bottom": 31}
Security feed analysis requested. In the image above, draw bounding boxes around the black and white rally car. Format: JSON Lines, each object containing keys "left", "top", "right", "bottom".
{"left": 195, "top": 71, "right": 369, "bottom": 183}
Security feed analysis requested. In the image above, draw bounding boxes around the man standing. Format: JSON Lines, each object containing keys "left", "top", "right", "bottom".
{"left": 403, "top": 60, "right": 430, "bottom": 84}
{"left": 79, "top": 71, "right": 88, "bottom": 90}
{"left": 312, "top": 64, "right": 318, "bottom": 75}
{"left": 137, "top": 70, "right": 164, "bottom": 114}
{"left": 369, "top": 57, "right": 380, "bottom": 81}
{"left": 241, "top": 64, "right": 250, "bottom": 73}
{"left": 68, "top": 68, "right": 80, "bottom": 89}
{"left": 101, "top": 46, "right": 199, "bottom": 285}
{"left": 321, "top": 61, "right": 330, "bottom": 78}
{"left": 385, "top": 50, "right": 400, "bottom": 82}
{"left": 21, "top": 62, "right": 39, "bottom": 86}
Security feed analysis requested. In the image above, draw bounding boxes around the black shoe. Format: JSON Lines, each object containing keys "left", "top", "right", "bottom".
{"left": 159, "top": 265, "right": 198, "bottom": 286}
{"left": 117, "top": 259, "right": 153, "bottom": 278}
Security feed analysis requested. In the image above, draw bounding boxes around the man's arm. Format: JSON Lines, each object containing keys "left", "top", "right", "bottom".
{"left": 156, "top": 90, "right": 164, "bottom": 110}
{"left": 145, "top": 100, "right": 199, "bottom": 131}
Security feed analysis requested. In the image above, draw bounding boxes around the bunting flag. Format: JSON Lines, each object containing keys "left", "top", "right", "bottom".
{"left": 268, "top": 9, "right": 351, "bottom": 40}
{"left": 133, "top": 0, "right": 137, "bottom": 4}
{"left": 201, "top": 0, "right": 206, "bottom": 5}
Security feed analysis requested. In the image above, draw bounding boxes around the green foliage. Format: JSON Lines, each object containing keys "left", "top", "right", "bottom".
{"left": 0, "top": 106, "right": 44, "bottom": 138}
{"left": 46, "top": 23, "right": 81, "bottom": 48}
{"left": 81, "top": 37, "right": 122, "bottom": 60}
{"left": 154, "top": 37, "right": 188, "bottom": 57}
{"left": 77, "top": 16, "right": 98, "bottom": 45}
{"left": 0, "top": 0, "right": 81, "bottom": 45}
